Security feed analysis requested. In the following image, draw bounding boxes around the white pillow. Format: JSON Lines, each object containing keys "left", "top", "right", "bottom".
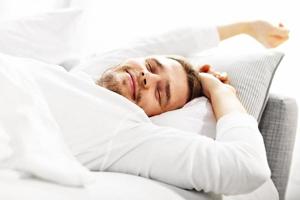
{"left": 0, "top": 8, "right": 83, "bottom": 64}
{"left": 151, "top": 97, "right": 216, "bottom": 137}
{"left": 151, "top": 50, "right": 283, "bottom": 135}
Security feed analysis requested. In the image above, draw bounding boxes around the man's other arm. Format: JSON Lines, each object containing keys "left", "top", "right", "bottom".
{"left": 218, "top": 20, "right": 289, "bottom": 48}
{"left": 101, "top": 113, "right": 269, "bottom": 195}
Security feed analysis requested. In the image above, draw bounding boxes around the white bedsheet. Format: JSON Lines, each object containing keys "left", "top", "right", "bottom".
{"left": 0, "top": 169, "right": 277, "bottom": 200}
{"left": 0, "top": 52, "right": 92, "bottom": 186}
{"left": 0, "top": 169, "right": 216, "bottom": 200}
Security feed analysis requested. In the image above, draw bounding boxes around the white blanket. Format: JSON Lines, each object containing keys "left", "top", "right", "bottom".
{"left": 0, "top": 53, "right": 92, "bottom": 186}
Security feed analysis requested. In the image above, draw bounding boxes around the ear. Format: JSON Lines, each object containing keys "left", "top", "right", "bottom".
{"left": 198, "top": 64, "right": 211, "bottom": 72}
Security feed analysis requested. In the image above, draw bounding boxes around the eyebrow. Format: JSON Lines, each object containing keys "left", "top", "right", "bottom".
{"left": 151, "top": 58, "right": 171, "bottom": 107}
{"left": 152, "top": 58, "right": 164, "bottom": 70}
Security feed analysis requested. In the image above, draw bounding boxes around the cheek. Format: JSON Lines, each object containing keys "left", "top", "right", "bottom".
{"left": 137, "top": 92, "right": 160, "bottom": 116}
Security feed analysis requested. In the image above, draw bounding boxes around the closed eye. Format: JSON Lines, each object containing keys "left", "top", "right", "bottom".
{"left": 156, "top": 86, "right": 162, "bottom": 106}
{"left": 145, "top": 58, "right": 162, "bottom": 107}
{"left": 146, "top": 59, "right": 156, "bottom": 73}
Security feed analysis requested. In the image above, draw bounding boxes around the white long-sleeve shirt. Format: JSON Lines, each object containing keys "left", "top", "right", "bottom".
{"left": 9, "top": 26, "right": 270, "bottom": 195}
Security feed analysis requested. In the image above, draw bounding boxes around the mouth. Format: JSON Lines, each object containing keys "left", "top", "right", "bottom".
{"left": 126, "top": 70, "right": 136, "bottom": 101}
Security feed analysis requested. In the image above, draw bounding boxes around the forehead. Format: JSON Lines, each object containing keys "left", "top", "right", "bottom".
{"left": 151, "top": 55, "right": 189, "bottom": 110}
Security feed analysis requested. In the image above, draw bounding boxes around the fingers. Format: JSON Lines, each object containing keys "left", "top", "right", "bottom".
{"left": 210, "top": 70, "right": 228, "bottom": 83}
{"left": 199, "top": 64, "right": 211, "bottom": 72}
{"left": 198, "top": 65, "right": 229, "bottom": 83}
{"left": 218, "top": 72, "right": 230, "bottom": 84}
{"left": 273, "top": 28, "right": 289, "bottom": 38}
{"left": 272, "top": 23, "right": 289, "bottom": 38}
{"left": 213, "top": 71, "right": 222, "bottom": 79}
{"left": 219, "top": 72, "right": 229, "bottom": 83}
{"left": 266, "top": 34, "right": 289, "bottom": 48}
{"left": 266, "top": 22, "right": 289, "bottom": 48}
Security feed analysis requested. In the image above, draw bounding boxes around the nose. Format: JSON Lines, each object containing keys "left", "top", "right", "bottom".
{"left": 139, "top": 71, "right": 160, "bottom": 89}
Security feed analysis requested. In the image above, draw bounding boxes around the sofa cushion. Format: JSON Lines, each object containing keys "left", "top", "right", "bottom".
{"left": 258, "top": 94, "right": 298, "bottom": 200}
{"left": 188, "top": 50, "right": 284, "bottom": 121}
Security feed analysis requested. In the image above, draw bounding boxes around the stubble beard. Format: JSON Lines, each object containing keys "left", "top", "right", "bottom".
{"left": 97, "top": 66, "right": 142, "bottom": 105}
{"left": 97, "top": 72, "right": 123, "bottom": 96}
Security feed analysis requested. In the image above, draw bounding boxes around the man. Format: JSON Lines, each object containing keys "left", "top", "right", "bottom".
{"left": 64, "top": 20, "right": 289, "bottom": 195}
{"left": 1, "top": 20, "right": 289, "bottom": 195}
{"left": 92, "top": 20, "right": 288, "bottom": 116}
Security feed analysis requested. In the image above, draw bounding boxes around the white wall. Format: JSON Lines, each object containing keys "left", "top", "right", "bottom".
{"left": 0, "top": 0, "right": 70, "bottom": 20}
{"left": 0, "top": 0, "right": 299, "bottom": 198}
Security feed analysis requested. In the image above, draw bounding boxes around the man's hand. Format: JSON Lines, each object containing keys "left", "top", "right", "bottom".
{"left": 198, "top": 73, "right": 246, "bottom": 120}
{"left": 247, "top": 21, "right": 289, "bottom": 48}
{"left": 197, "top": 64, "right": 233, "bottom": 98}
{"left": 198, "top": 72, "right": 235, "bottom": 100}
{"left": 199, "top": 65, "right": 229, "bottom": 84}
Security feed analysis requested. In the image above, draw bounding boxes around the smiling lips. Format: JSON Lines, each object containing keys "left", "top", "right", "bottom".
{"left": 126, "top": 70, "right": 136, "bottom": 101}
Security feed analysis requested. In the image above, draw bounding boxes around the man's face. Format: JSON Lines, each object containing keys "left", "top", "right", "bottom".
{"left": 99, "top": 56, "right": 189, "bottom": 116}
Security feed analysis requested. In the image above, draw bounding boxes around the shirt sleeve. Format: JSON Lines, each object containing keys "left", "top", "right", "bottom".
{"left": 120, "top": 26, "right": 220, "bottom": 56}
{"left": 72, "top": 26, "right": 220, "bottom": 81}
{"left": 98, "top": 112, "right": 270, "bottom": 195}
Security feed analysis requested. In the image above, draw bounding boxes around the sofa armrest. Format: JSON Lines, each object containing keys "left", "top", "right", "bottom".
{"left": 259, "top": 93, "right": 298, "bottom": 200}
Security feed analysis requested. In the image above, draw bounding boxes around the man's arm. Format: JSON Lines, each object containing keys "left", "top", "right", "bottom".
{"left": 198, "top": 72, "right": 246, "bottom": 120}
{"left": 73, "top": 20, "right": 288, "bottom": 80}
{"left": 97, "top": 112, "right": 270, "bottom": 195}
{"left": 218, "top": 21, "right": 289, "bottom": 48}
